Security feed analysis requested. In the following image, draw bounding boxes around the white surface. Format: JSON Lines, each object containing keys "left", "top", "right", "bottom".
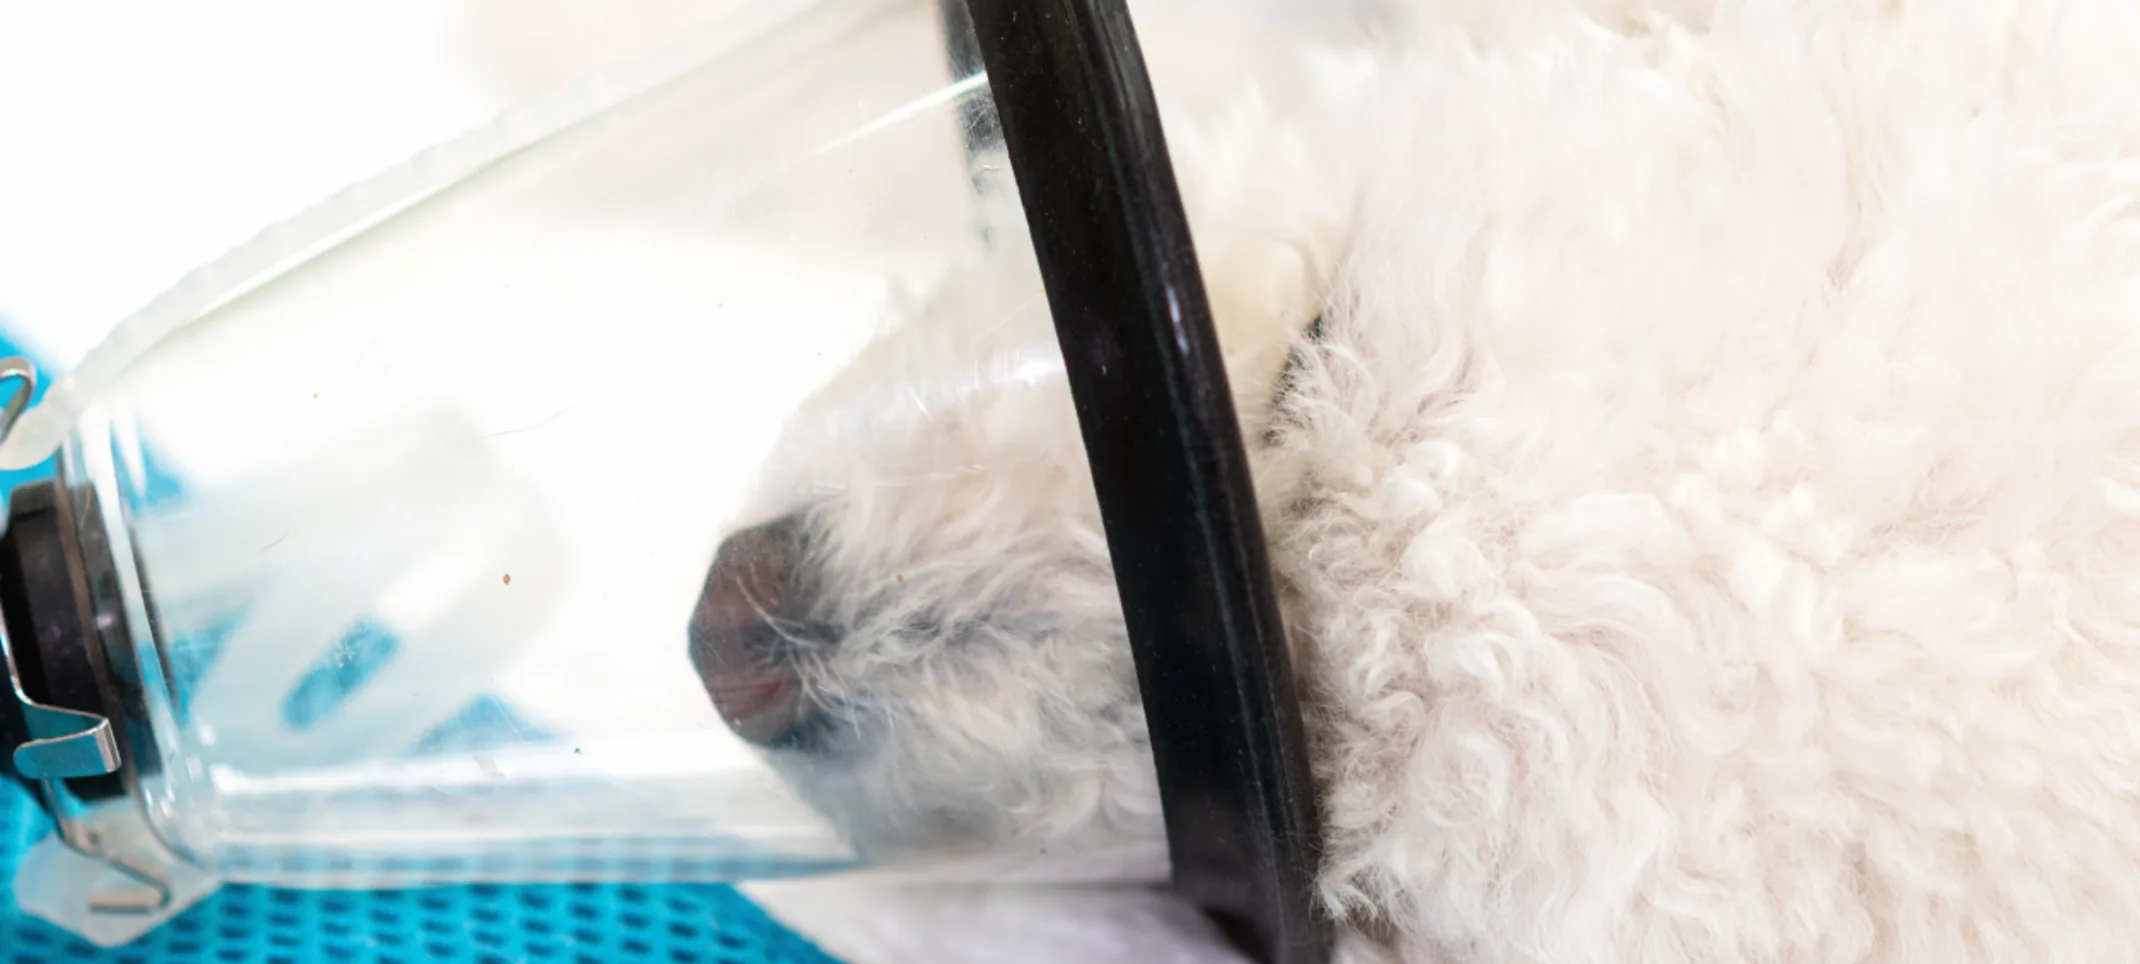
{"left": 742, "top": 880, "right": 1253, "bottom": 964}
{"left": 0, "top": 3, "right": 502, "bottom": 366}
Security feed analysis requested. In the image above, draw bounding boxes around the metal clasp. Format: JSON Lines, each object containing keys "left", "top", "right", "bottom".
{"left": 3, "top": 640, "right": 121, "bottom": 783}
{"left": 0, "top": 357, "right": 220, "bottom": 943}
{"left": 0, "top": 360, "right": 111, "bottom": 782}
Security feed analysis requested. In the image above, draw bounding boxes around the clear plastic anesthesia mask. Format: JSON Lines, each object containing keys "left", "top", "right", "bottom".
{"left": 0, "top": 0, "right": 1326, "bottom": 961}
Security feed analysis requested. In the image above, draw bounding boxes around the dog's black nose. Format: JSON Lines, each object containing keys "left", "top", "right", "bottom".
{"left": 688, "top": 515, "right": 828, "bottom": 749}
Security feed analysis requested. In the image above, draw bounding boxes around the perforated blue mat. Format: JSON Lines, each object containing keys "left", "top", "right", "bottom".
{"left": 1, "top": 783, "right": 842, "bottom": 964}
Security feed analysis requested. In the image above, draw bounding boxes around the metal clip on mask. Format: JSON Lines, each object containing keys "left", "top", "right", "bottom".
{"left": 0, "top": 0, "right": 1327, "bottom": 961}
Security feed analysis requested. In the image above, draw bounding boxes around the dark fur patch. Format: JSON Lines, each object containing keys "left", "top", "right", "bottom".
{"left": 1261, "top": 312, "right": 1328, "bottom": 446}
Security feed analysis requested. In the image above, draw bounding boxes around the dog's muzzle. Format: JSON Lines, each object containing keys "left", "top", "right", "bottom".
{"left": 688, "top": 516, "right": 831, "bottom": 750}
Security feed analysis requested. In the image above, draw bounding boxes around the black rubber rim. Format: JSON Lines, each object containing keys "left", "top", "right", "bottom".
{"left": 952, "top": 2, "right": 1330, "bottom": 962}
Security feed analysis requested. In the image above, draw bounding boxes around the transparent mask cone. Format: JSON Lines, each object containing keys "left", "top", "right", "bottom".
{"left": 28, "top": 0, "right": 1169, "bottom": 892}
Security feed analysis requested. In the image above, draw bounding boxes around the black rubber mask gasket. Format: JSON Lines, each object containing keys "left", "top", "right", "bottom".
{"left": 951, "top": 1, "right": 1330, "bottom": 961}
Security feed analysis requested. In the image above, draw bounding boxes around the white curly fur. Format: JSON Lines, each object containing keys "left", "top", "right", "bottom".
{"left": 1273, "top": 3, "right": 2140, "bottom": 960}
{"left": 720, "top": 0, "right": 2140, "bottom": 960}
{"left": 410, "top": 0, "right": 2140, "bottom": 957}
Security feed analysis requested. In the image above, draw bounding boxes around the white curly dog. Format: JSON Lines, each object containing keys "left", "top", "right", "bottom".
{"left": 494, "top": 0, "right": 2140, "bottom": 961}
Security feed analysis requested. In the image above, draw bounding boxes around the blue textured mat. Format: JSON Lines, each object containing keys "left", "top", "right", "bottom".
{"left": 0, "top": 322, "right": 843, "bottom": 964}
{"left": 2, "top": 783, "right": 841, "bottom": 964}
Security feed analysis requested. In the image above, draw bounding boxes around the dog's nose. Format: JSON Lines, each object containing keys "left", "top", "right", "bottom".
{"left": 688, "top": 515, "right": 826, "bottom": 749}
